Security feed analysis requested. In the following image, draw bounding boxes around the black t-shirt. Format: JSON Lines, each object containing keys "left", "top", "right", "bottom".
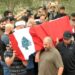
{"left": 56, "top": 41, "right": 75, "bottom": 75}
{"left": 4, "top": 50, "right": 27, "bottom": 75}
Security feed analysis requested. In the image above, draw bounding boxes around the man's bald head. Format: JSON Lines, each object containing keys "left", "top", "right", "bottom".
{"left": 43, "top": 37, "right": 52, "bottom": 43}
{"left": 43, "top": 37, "right": 53, "bottom": 50}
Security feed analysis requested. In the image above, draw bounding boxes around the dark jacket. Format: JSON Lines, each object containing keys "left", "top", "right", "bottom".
{"left": 56, "top": 41, "right": 75, "bottom": 75}
{"left": 54, "top": 13, "right": 67, "bottom": 19}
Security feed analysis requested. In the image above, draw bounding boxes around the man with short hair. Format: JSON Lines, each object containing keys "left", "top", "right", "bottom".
{"left": 54, "top": 6, "right": 67, "bottom": 19}
{"left": 1, "top": 24, "right": 14, "bottom": 46}
{"left": 4, "top": 10, "right": 13, "bottom": 18}
{"left": 38, "top": 37, "right": 64, "bottom": 75}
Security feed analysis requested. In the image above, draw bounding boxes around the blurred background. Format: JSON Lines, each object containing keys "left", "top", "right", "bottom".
{"left": 0, "top": 0, "right": 75, "bottom": 15}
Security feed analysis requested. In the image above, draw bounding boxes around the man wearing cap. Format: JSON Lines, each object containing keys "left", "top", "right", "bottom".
{"left": 56, "top": 31, "right": 75, "bottom": 75}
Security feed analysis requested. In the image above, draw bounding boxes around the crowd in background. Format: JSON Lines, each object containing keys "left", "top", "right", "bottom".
{"left": 0, "top": 1, "right": 75, "bottom": 75}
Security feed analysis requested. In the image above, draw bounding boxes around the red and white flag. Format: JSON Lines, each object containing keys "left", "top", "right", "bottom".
{"left": 9, "top": 16, "right": 72, "bottom": 61}
{"left": 9, "top": 28, "right": 36, "bottom": 60}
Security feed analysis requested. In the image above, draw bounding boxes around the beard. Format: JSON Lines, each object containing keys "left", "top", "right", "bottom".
{"left": 44, "top": 47, "right": 50, "bottom": 51}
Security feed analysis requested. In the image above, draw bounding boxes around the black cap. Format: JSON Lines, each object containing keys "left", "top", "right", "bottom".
{"left": 63, "top": 31, "right": 72, "bottom": 39}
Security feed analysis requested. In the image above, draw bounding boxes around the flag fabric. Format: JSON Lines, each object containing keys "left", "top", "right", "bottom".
{"left": 9, "top": 16, "right": 72, "bottom": 61}
{"left": 41, "top": 16, "right": 72, "bottom": 42}
{"left": 30, "top": 16, "right": 72, "bottom": 43}
{"left": 9, "top": 27, "right": 36, "bottom": 60}
{"left": 29, "top": 25, "right": 48, "bottom": 51}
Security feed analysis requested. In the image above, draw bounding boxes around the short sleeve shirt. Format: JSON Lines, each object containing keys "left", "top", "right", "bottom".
{"left": 38, "top": 47, "right": 63, "bottom": 75}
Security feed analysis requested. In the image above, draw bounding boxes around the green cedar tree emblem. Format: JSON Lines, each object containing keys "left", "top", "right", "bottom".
{"left": 22, "top": 37, "right": 31, "bottom": 50}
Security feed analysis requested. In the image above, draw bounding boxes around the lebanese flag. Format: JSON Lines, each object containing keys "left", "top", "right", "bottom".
{"left": 9, "top": 27, "right": 47, "bottom": 61}
{"left": 9, "top": 28, "right": 37, "bottom": 60}
{"left": 9, "top": 16, "right": 72, "bottom": 61}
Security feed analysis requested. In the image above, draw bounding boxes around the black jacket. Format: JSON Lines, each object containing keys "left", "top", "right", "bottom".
{"left": 56, "top": 41, "right": 75, "bottom": 75}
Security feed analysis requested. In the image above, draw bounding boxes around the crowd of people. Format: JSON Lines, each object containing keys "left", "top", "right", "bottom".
{"left": 0, "top": 1, "right": 75, "bottom": 75}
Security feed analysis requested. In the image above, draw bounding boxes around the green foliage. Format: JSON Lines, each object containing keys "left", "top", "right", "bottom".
{"left": 0, "top": 0, "right": 75, "bottom": 15}
{"left": 61, "top": 0, "right": 75, "bottom": 14}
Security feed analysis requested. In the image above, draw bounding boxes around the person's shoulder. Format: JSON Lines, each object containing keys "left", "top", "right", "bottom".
{"left": 1, "top": 34, "right": 7, "bottom": 37}
{"left": 56, "top": 41, "right": 63, "bottom": 47}
{"left": 1, "top": 34, "right": 8, "bottom": 39}
{"left": 53, "top": 47, "right": 59, "bottom": 52}
{"left": 52, "top": 47, "right": 61, "bottom": 55}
